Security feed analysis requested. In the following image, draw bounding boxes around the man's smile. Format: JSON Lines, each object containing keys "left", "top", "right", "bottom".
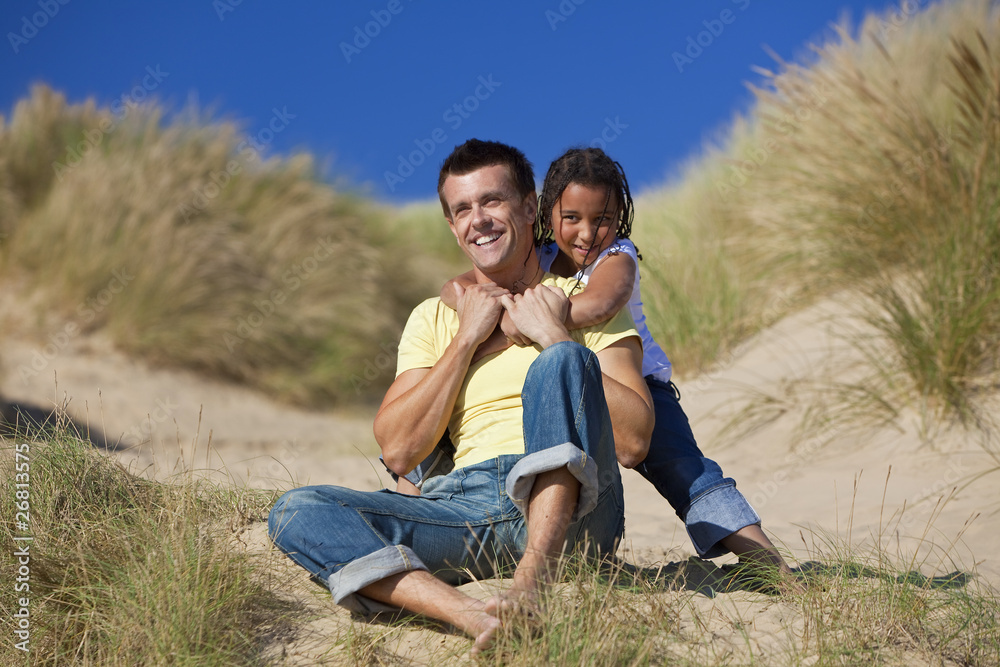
{"left": 474, "top": 232, "right": 503, "bottom": 246}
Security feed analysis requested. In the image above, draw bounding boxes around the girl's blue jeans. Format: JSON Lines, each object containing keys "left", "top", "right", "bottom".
{"left": 267, "top": 342, "right": 624, "bottom": 613}
{"left": 637, "top": 377, "right": 760, "bottom": 558}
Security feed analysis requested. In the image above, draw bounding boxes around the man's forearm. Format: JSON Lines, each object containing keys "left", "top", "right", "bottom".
{"left": 378, "top": 283, "right": 509, "bottom": 474}
{"left": 374, "top": 335, "right": 478, "bottom": 475}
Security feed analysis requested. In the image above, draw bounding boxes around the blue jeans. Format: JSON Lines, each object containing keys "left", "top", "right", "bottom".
{"left": 268, "top": 342, "right": 625, "bottom": 612}
{"left": 636, "top": 377, "right": 760, "bottom": 558}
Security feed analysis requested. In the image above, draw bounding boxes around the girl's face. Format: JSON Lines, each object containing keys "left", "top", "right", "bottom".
{"left": 549, "top": 183, "right": 619, "bottom": 269}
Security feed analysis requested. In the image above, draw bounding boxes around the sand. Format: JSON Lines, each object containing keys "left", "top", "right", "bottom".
{"left": 3, "top": 294, "right": 997, "bottom": 662}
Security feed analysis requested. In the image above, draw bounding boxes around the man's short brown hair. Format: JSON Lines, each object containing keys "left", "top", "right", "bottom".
{"left": 437, "top": 139, "right": 535, "bottom": 218}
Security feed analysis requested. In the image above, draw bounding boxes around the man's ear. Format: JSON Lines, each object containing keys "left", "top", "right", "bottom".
{"left": 523, "top": 191, "right": 538, "bottom": 222}
{"left": 446, "top": 216, "right": 461, "bottom": 244}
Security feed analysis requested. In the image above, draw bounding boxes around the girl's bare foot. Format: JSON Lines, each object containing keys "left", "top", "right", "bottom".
{"left": 730, "top": 559, "right": 806, "bottom": 595}
{"left": 775, "top": 569, "right": 807, "bottom": 595}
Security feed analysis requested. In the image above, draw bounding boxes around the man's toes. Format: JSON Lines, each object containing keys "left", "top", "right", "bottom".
{"left": 470, "top": 616, "right": 501, "bottom": 656}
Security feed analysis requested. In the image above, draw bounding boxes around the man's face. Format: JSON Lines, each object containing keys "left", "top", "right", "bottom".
{"left": 441, "top": 164, "right": 537, "bottom": 276}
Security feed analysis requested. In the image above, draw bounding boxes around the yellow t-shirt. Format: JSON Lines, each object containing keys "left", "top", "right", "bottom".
{"left": 395, "top": 274, "right": 639, "bottom": 469}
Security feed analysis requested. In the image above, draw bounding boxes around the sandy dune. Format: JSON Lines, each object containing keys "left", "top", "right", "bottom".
{"left": 3, "top": 295, "right": 997, "bottom": 661}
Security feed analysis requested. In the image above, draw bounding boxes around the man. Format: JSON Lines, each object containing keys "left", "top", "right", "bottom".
{"left": 268, "top": 139, "right": 653, "bottom": 653}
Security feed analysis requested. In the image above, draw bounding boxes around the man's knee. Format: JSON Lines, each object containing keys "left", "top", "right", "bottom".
{"left": 538, "top": 340, "right": 590, "bottom": 366}
{"left": 526, "top": 341, "right": 596, "bottom": 386}
{"left": 268, "top": 486, "right": 323, "bottom": 544}
{"left": 268, "top": 489, "right": 296, "bottom": 543}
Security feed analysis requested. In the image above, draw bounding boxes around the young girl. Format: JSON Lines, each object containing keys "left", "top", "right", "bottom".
{"left": 400, "top": 147, "right": 793, "bottom": 579}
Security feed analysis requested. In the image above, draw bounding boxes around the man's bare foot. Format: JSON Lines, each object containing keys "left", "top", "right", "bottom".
{"left": 469, "top": 614, "right": 502, "bottom": 656}
{"left": 484, "top": 589, "right": 540, "bottom": 619}
{"left": 482, "top": 588, "right": 544, "bottom": 650}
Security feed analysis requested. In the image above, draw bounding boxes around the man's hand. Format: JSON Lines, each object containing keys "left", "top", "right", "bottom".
{"left": 500, "top": 284, "right": 572, "bottom": 349}
{"left": 440, "top": 270, "right": 476, "bottom": 311}
{"left": 457, "top": 282, "right": 507, "bottom": 347}
{"left": 500, "top": 310, "right": 532, "bottom": 346}
{"left": 440, "top": 280, "right": 465, "bottom": 311}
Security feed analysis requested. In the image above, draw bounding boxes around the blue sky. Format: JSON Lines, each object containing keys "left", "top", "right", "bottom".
{"left": 2, "top": 0, "right": 897, "bottom": 204}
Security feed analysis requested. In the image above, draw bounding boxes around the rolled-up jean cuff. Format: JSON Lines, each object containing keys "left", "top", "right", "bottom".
{"left": 327, "top": 544, "right": 428, "bottom": 613}
{"left": 506, "top": 443, "right": 598, "bottom": 522}
{"left": 684, "top": 483, "right": 761, "bottom": 559}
